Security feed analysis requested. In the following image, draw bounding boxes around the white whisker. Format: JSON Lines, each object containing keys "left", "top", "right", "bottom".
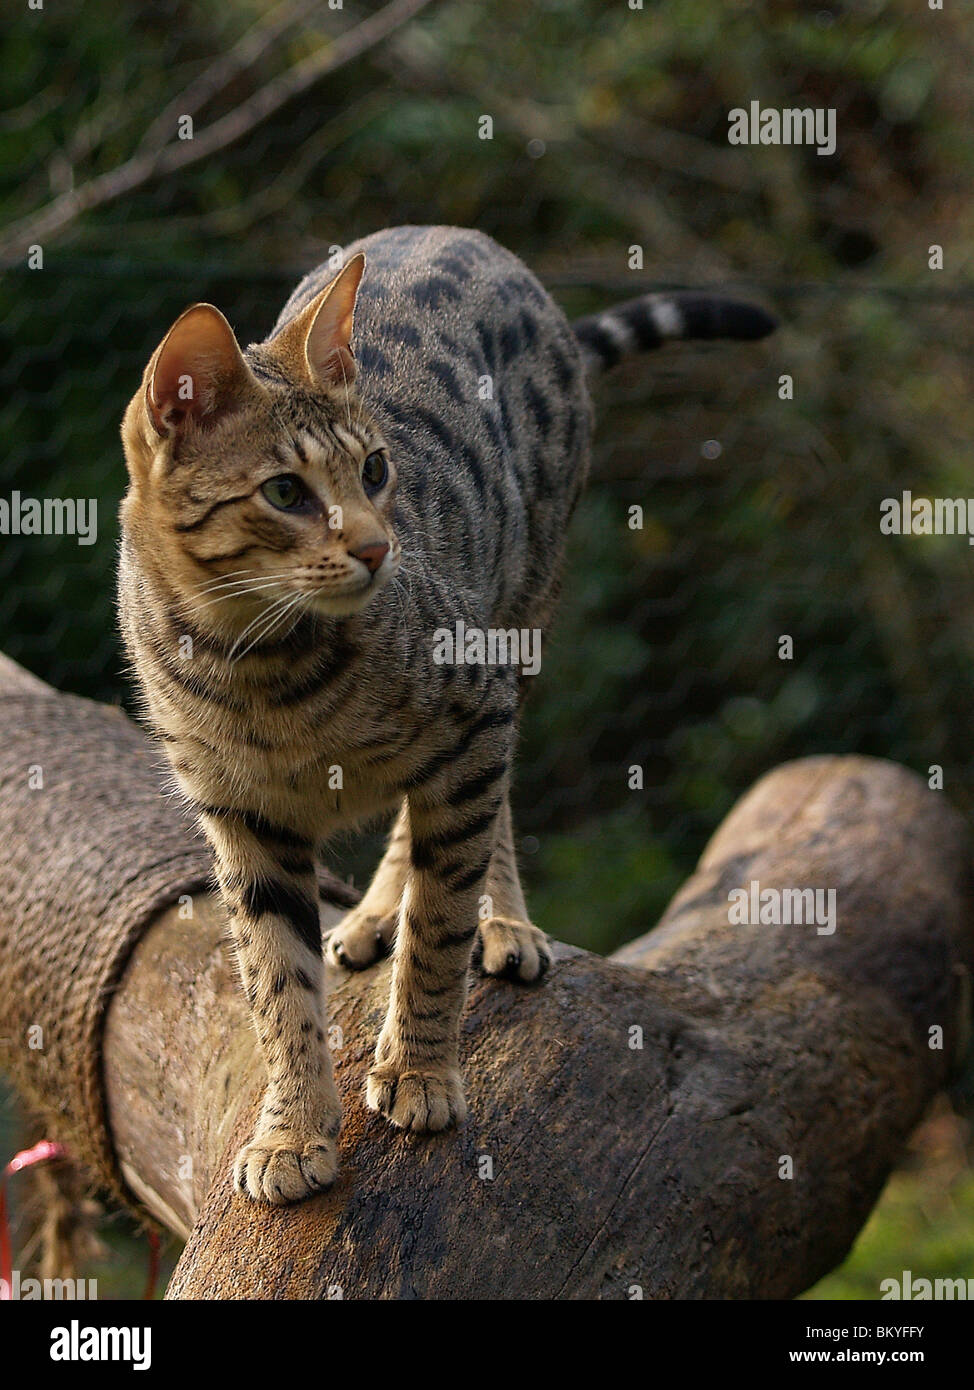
{"left": 194, "top": 567, "right": 261, "bottom": 593}
{"left": 190, "top": 580, "right": 285, "bottom": 614}
{"left": 391, "top": 574, "right": 413, "bottom": 667}
{"left": 228, "top": 591, "right": 310, "bottom": 664}
{"left": 195, "top": 574, "right": 278, "bottom": 596}
{"left": 227, "top": 595, "right": 291, "bottom": 663}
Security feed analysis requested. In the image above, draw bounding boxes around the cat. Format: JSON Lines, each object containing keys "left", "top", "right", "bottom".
{"left": 118, "top": 225, "right": 774, "bottom": 1204}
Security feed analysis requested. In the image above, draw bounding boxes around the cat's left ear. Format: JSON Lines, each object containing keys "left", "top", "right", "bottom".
{"left": 270, "top": 253, "right": 366, "bottom": 389}
{"left": 147, "top": 303, "right": 255, "bottom": 437}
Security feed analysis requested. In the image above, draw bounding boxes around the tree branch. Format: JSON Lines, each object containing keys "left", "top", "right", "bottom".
{"left": 0, "top": 0, "right": 439, "bottom": 267}
{"left": 136, "top": 0, "right": 329, "bottom": 157}
{"left": 0, "top": 653, "right": 970, "bottom": 1297}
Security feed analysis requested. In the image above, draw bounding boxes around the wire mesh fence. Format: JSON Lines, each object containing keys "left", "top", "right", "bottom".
{"left": 2, "top": 0, "right": 972, "bottom": 959}
{"left": 2, "top": 261, "right": 973, "bottom": 952}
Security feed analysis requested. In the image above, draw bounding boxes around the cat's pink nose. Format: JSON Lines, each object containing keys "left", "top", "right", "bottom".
{"left": 350, "top": 541, "right": 389, "bottom": 575}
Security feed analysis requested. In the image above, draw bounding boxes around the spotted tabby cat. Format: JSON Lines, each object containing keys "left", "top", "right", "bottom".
{"left": 119, "top": 226, "right": 773, "bottom": 1204}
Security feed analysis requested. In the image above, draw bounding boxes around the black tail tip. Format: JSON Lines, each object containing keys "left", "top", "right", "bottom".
{"left": 674, "top": 294, "right": 777, "bottom": 342}
{"left": 732, "top": 302, "right": 778, "bottom": 340}
{"left": 712, "top": 299, "right": 778, "bottom": 340}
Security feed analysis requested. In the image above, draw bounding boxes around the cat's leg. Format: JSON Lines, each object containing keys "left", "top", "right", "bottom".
{"left": 474, "top": 795, "right": 552, "bottom": 982}
{"left": 365, "top": 699, "right": 514, "bottom": 1131}
{"left": 324, "top": 802, "right": 409, "bottom": 969}
{"left": 201, "top": 809, "right": 340, "bottom": 1205}
{"left": 327, "top": 796, "right": 550, "bottom": 982}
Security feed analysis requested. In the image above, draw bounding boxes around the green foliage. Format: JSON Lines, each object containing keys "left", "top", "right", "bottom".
{"left": 807, "top": 1170, "right": 974, "bottom": 1300}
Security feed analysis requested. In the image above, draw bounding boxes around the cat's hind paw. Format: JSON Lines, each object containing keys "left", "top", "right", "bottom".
{"left": 472, "top": 916, "right": 552, "bottom": 983}
{"left": 233, "top": 1133, "right": 338, "bottom": 1205}
{"left": 365, "top": 1065, "right": 467, "bottom": 1132}
{"left": 325, "top": 906, "right": 397, "bottom": 971}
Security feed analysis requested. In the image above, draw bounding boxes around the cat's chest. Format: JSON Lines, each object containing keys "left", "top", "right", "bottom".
{"left": 164, "top": 672, "right": 447, "bottom": 831}
{"left": 140, "top": 573, "right": 488, "bottom": 828}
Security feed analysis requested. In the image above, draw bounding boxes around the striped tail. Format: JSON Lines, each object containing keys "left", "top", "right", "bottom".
{"left": 572, "top": 292, "right": 777, "bottom": 375}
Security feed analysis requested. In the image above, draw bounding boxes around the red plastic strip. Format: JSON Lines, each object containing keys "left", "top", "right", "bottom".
{"left": 143, "top": 1228, "right": 161, "bottom": 1301}
{"left": 0, "top": 1141, "right": 67, "bottom": 1300}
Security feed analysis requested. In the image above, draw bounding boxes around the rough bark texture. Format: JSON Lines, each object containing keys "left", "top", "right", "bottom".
{"left": 0, "top": 654, "right": 972, "bottom": 1299}
{"left": 0, "top": 652, "right": 352, "bottom": 1213}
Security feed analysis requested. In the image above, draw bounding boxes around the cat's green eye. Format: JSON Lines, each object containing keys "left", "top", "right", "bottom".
{"left": 362, "top": 450, "right": 388, "bottom": 495}
{"left": 261, "top": 474, "right": 307, "bottom": 511}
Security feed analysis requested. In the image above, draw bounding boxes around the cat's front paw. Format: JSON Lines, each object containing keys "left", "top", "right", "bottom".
{"left": 473, "top": 916, "right": 552, "bottom": 982}
{"left": 325, "top": 906, "right": 397, "bottom": 970}
{"left": 233, "top": 1133, "right": 339, "bottom": 1205}
{"left": 365, "top": 1065, "right": 467, "bottom": 1132}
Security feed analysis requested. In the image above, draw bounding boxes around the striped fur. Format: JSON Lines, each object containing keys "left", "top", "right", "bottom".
{"left": 573, "top": 291, "right": 776, "bottom": 374}
{"left": 118, "top": 225, "right": 773, "bottom": 1204}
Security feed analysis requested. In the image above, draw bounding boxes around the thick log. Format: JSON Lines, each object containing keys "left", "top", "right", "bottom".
{"left": 0, "top": 654, "right": 972, "bottom": 1298}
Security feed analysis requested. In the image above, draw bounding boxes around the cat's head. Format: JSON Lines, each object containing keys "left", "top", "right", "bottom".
{"left": 121, "top": 253, "right": 400, "bottom": 628}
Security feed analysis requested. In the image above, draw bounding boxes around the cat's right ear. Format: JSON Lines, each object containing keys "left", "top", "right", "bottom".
{"left": 266, "top": 254, "right": 366, "bottom": 390}
{"left": 146, "top": 303, "right": 255, "bottom": 437}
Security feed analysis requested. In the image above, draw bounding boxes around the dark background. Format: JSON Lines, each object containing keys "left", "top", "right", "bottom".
{"left": 1, "top": 0, "right": 972, "bottom": 1296}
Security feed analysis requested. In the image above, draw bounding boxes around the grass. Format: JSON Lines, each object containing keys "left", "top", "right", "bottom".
{"left": 806, "top": 1103, "right": 974, "bottom": 1300}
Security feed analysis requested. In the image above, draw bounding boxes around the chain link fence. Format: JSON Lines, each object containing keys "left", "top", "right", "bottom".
{"left": 2, "top": 264, "right": 973, "bottom": 950}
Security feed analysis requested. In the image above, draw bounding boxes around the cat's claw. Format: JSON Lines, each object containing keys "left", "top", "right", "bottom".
{"left": 473, "top": 916, "right": 552, "bottom": 983}
{"left": 325, "top": 909, "right": 396, "bottom": 971}
{"left": 365, "top": 1066, "right": 467, "bottom": 1132}
{"left": 233, "top": 1134, "right": 338, "bottom": 1205}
